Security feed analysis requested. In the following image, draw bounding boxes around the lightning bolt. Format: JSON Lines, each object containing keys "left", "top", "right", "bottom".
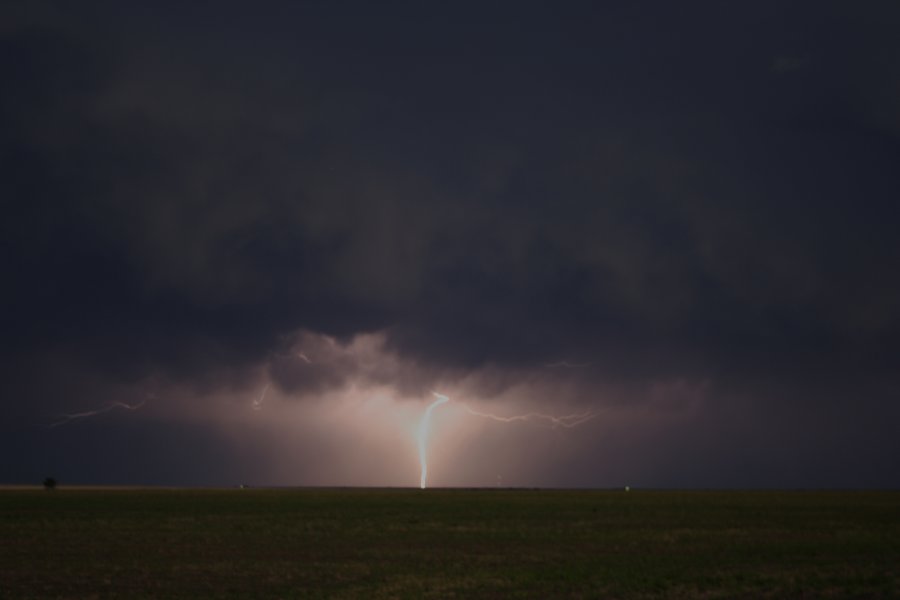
{"left": 462, "top": 404, "right": 599, "bottom": 428}
{"left": 48, "top": 398, "right": 147, "bottom": 428}
{"left": 252, "top": 384, "right": 269, "bottom": 411}
{"left": 415, "top": 391, "right": 600, "bottom": 487}
{"left": 417, "top": 392, "right": 449, "bottom": 489}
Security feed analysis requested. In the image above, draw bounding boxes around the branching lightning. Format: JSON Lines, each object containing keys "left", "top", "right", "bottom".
{"left": 416, "top": 392, "right": 449, "bottom": 489}
{"left": 415, "top": 391, "right": 600, "bottom": 488}
{"left": 462, "top": 404, "right": 599, "bottom": 428}
{"left": 48, "top": 398, "right": 147, "bottom": 428}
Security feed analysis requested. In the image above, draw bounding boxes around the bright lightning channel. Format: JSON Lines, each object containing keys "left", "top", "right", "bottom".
{"left": 416, "top": 391, "right": 600, "bottom": 488}
{"left": 417, "top": 392, "right": 449, "bottom": 489}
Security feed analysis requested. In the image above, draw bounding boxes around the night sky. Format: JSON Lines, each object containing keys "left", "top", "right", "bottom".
{"left": 3, "top": 1, "right": 900, "bottom": 488}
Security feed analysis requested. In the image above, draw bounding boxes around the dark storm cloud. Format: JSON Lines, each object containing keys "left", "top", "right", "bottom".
{"left": 3, "top": 1, "right": 900, "bottom": 485}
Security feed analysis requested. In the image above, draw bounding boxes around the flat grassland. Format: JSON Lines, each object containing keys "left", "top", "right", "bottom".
{"left": 1, "top": 488, "right": 898, "bottom": 598}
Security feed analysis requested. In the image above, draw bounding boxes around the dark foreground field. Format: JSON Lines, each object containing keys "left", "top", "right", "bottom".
{"left": 1, "top": 488, "right": 898, "bottom": 598}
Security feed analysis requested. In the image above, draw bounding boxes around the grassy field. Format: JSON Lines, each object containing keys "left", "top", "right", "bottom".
{"left": 1, "top": 488, "right": 898, "bottom": 598}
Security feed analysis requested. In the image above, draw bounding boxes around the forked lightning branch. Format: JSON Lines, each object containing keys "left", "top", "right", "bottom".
{"left": 416, "top": 392, "right": 600, "bottom": 489}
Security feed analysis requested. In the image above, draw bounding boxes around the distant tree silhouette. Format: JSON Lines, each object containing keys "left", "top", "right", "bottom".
{"left": 43, "top": 477, "right": 57, "bottom": 490}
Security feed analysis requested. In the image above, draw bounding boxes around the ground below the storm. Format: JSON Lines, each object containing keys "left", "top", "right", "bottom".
{"left": 1, "top": 487, "right": 898, "bottom": 598}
